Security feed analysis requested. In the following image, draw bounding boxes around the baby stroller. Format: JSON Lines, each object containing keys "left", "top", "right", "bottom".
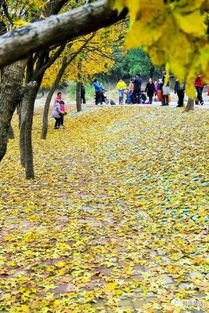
{"left": 132, "top": 90, "right": 147, "bottom": 104}
{"left": 101, "top": 88, "right": 109, "bottom": 105}
{"left": 95, "top": 88, "right": 109, "bottom": 105}
{"left": 140, "top": 91, "right": 147, "bottom": 104}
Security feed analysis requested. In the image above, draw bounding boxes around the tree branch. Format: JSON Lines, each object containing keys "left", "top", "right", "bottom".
{"left": 1, "top": 0, "right": 13, "bottom": 26}
{"left": 44, "top": 0, "right": 70, "bottom": 16}
{"left": 0, "top": 0, "right": 128, "bottom": 68}
{"left": 66, "top": 32, "right": 96, "bottom": 66}
{"left": 35, "top": 43, "right": 66, "bottom": 76}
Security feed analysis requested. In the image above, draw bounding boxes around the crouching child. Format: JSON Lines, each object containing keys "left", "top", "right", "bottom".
{"left": 52, "top": 102, "right": 62, "bottom": 129}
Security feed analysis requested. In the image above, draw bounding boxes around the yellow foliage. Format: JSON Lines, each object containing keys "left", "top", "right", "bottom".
{"left": 42, "top": 24, "right": 124, "bottom": 87}
{"left": 114, "top": 0, "right": 209, "bottom": 97}
{"left": 13, "top": 20, "right": 29, "bottom": 28}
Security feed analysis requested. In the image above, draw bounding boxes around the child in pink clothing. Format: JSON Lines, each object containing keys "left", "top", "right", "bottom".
{"left": 59, "top": 101, "right": 67, "bottom": 128}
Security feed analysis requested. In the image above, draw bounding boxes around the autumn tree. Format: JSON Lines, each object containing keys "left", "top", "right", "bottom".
{"left": 40, "top": 23, "right": 124, "bottom": 138}
{"left": 0, "top": 0, "right": 92, "bottom": 179}
{"left": 0, "top": 0, "right": 69, "bottom": 166}
{"left": 115, "top": 0, "right": 209, "bottom": 109}
{"left": 108, "top": 48, "right": 162, "bottom": 81}
{"left": 0, "top": 0, "right": 208, "bottom": 176}
{"left": 0, "top": 0, "right": 208, "bottom": 101}
{"left": 40, "top": 34, "right": 96, "bottom": 139}
{"left": 0, "top": 0, "right": 126, "bottom": 175}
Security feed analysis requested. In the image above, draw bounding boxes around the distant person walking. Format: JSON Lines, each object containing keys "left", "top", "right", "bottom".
{"left": 162, "top": 82, "right": 170, "bottom": 106}
{"left": 116, "top": 79, "right": 127, "bottom": 105}
{"left": 92, "top": 79, "right": 102, "bottom": 105}
{"left": 145, "top": 78, "right": 155, "bottom": 104}
{"left": 133, "top": 74, "right": 143, "bottom": 103}
{"left": 174, "top": 79, "right": 185, "bottom": 107}
{"left": 161, "top": 71, "right": 170, "bottom": 106}
{"left": 195, "top": 74, "right": 204, "bottom": 105}
{"left": 126, "top": 79, "right": 134, "bottom": 104}
{"left": 81, "top": 83, "right": 86, "bottom": 104}
{"left": 157, "top": 79, "right": 163, "bottom": 102}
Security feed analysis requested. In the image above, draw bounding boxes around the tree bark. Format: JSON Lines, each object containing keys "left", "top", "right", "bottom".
{"left": 76, "top": 81, "right": 82, "bottom": 112}
{"left": 8, "top": 125, "right": 14, "bottom": 139}
{"left": 0, "top": 59, "right": 27, "bottom": 161}
{"left": 41, "top": 57, "right": 67, "bottom": 139}
{"left": 19, "top": 82, "right": 39, "bottom": 179}
{"left": 0, "top": 0, "right": 127, "bottom": 67}
{"left": 24, "top": 87, "right": 38, "bottom": 179}
{"left": 184, "top": 98, "right": 194, "bottom": 112}
{"left": 19, "top": 91, "right": 29, "bottom": 167}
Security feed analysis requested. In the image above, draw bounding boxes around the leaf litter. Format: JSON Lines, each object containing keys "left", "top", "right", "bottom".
{"left": 0, "top": 106, "right": 209, "bottom": 312}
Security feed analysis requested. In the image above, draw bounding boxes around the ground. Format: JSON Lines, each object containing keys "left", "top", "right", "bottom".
{"left": 0, "top": 106, "right": 209, "bottom": 313}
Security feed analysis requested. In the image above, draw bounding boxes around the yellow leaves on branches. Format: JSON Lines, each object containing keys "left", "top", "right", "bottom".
{"left": 42, "top": 24, "right": 124, "bottom": 87}
{"left": 114, "top": 0, "right": 209, "bottom": 97}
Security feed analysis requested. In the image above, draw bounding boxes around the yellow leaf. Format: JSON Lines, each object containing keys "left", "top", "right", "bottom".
{"left": 14, "top": 19, "right": 29, "bottom": 28}
{"left": 174, "top": 10, "right": 206, "bottom": 36}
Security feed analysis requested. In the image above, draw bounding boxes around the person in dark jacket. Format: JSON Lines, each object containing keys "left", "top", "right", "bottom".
{"left": 92, "top": 79, "right": 102, "bottom": 105}
{"left": 81, "top": 83, "right": 86, "bottom": 104}
{"left": 132, "top": 74, "right": 143, "bottom": 103}
{"left": 145, "top": 78, "right": 155, "bottom": 104}
{"left": 174, "top": 79, "right": 185, "bottom": 107}
{"left": 195, "top": 74, "right": 204, "bottom": 105}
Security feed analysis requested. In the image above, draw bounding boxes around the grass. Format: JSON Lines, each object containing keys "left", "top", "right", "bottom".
{"left": 67, "top": 81, "right": 95, "bottom": 101}
{"left": 67, "top": 80, "right": 118, "bottom": 103}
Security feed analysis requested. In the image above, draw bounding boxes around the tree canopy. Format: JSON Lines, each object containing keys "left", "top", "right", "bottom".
{"left": 115, "top": 0, "right": 209, "bottom": 96}
{"left": 42, "top": 24, "right": 124, "bottom": 87}
{"left": 1, "top": 0, "right": 208, "bottom": 95}
{"left": 108, "top": 48, "right": 162, "bottom": 81}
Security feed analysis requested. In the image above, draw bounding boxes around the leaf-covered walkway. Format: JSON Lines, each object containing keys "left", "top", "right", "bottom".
{"left": 1, "top": 107, "right": 209, "bottom": 312}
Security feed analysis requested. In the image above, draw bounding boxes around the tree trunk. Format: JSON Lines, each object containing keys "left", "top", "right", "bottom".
{"left": 76, "top": 81, "right": 82, "bottom": 112}
{"left": 41, "top": 57, "right": 67, "bottom": 139}
{"left": 19, "top": 82, "right": 39, "bottom": 179}
{"left": 8, "top": 125, "right": 14, "bottom": 139}
{"left": 19, "top": 93, "right": 29, "bottom": 167}
{"left": 0, "top": 59, "right": 27, "bottom": 161}
{"left": 184, "top": 98, "right": 194, "bottom": 112}
{"left": 17, "top": 102, "right": 22, "bottom": 129}
{"left": 25, "top": 88, "right": 37, "bottom": 180}
{"left": 20, "top": 46, "right": 65, "bottom": 178}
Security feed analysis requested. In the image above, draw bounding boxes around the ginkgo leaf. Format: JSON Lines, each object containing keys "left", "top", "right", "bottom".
{"left": 173, "top": 10, "right": 206, "bottom": 36}
{"left": 13, "top": 20, "right": 29, "bottom": 28}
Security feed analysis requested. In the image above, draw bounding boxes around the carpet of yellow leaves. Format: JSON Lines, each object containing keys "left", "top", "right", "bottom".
{"left": 0, "top": 107, "right": 209, "bottom": 312}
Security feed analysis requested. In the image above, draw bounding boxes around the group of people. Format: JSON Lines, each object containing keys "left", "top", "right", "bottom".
{"left": 92, "top": 73, "right": 171, "bottom": 106}
{"left": 158, "top": 73, "right": 205, "bottom": 107}
{"left": 51, "top": 74, "right": 206, "bottom": 129}
{"left": 51, "top": 92, "right": 67, "bottom": 129}
{"left": 115, "top": 72, "right": 172, "bottom": 106}
{"left": 93, "top": 72, "right": 206, "bottom": 107}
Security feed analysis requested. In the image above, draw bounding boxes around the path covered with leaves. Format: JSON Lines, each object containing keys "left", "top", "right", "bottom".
{"left": 1, "top": 107, "right": 209, "bottom": 313}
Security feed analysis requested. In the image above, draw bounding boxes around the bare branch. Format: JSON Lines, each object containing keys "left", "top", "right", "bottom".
{"left": 35, "top": 43, "right": 66, "bottom": 76}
